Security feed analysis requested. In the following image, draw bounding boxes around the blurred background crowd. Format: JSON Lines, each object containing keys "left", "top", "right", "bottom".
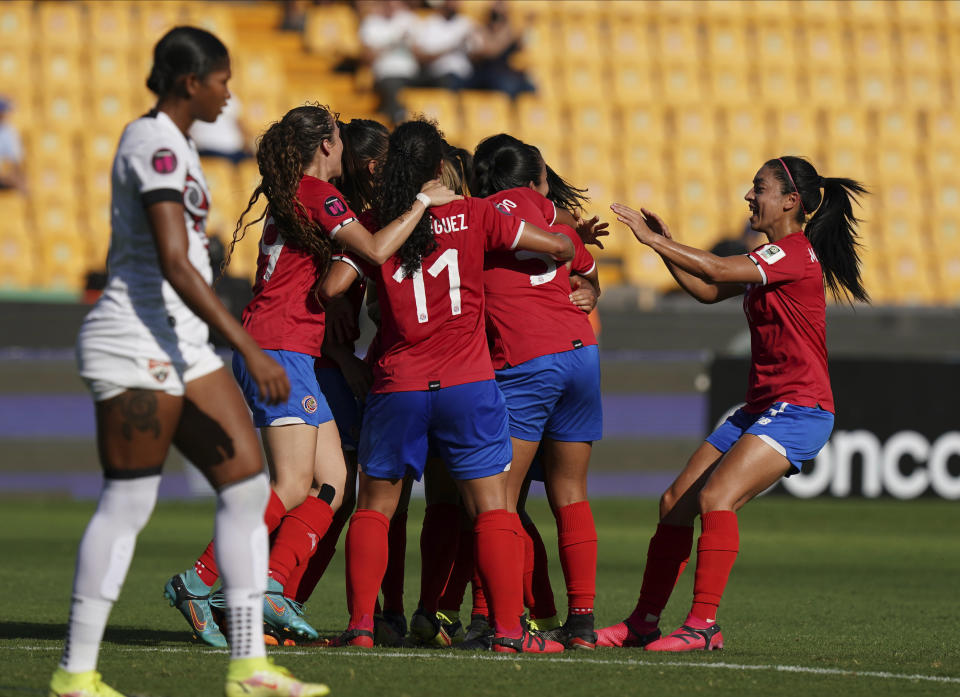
{"left": 1, "top": 0, "right": 958, "bottom": 307}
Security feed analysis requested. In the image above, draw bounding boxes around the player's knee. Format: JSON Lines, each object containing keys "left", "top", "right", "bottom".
{"left": 659, "top": 488, "right": 678, "bottom": 518}
{"left": 99, "top": 474, "right": 161, "bottom": 533}
{"left": 697, "top": 486, "right": 729, "bottom": 515}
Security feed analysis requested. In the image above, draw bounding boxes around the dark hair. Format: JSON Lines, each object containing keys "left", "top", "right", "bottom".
{"left": 225, "top": 104, "right": 338, "bottom": 285}
{"left": 767, "top": 156, "right": 869, "bottom": 303}
{"left": 472, "top": 133, "right": 589, "bottom": 213}
{"left": 146, "top": 26, "right": 229, "bottom": 96}
{"left": 377, "top": 119, "right": 444, "bottom": 277}
{"left": 338, "top": 119, "right": 389, "bottom": 213}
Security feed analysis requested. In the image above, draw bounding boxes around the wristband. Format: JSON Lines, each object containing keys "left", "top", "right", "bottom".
{"left": 415, "top": 192, "right": 432, "bottom": 207}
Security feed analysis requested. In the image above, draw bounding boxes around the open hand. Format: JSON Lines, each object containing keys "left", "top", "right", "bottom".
{"left": 575, "top": 215, "right": 610, "bottom": 249}
{"left": 420, "top": 179, "right": 463, "bottom": 207}
{"left": 610, "top": 204, "right": 671, "bottom": 245}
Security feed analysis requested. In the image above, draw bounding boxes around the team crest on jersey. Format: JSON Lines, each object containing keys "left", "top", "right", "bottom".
{"left": 151, "top": 148, "right": 178, "bottom": 174}
{"left": 148, "top": 359, "right": 171, "bottom": 383}
{"left": 302, "top": 395, "right": 318, "bottom": 414}
{"left": 324, "top": 195, "right": 347, "bottom": 217}
{"left": 183, "top": 174, "right": 209, "bottom": 219}
{"left": 757, "top": 244, "right": 786, "bottom": 264}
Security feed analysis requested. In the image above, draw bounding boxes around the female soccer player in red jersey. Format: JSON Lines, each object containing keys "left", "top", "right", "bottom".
{"left": 165, "top": 105, "right": 459, "bottom": 644}
{"left": 471, "top": 133, "right": 606, "bottom": 649}
{"left": 599, "top": 156, "right": 868, "bottom": 651}
{"left": 322, "top": 119, "right": 575, "bottom": 653}
{"left": 54, "top": 27, "right": 328, "bottom": 697}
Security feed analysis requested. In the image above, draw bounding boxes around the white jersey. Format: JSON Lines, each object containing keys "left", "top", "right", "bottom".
{"left": 79, "top": 110, "right": 213, "bottom": 371}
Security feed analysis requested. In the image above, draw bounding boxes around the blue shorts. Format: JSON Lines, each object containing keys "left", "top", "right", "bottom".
{"left": 232, "top": 349, "right": 334, "bottom": 428}
{"left": 358, "top": 380, "right": 512, "bottom": 482}
{"left": 706, "top": 402, "right": 834, "bottom": 472}
{"left": 495, "top": 345, "right": 603, "bottom": 443}
{"left": 315, "top": 365, "right": 363, "bottom": 450}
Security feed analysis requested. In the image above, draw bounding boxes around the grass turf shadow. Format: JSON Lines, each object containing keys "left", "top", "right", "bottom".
{"left": 0, "top": 621, "right": 199, "bottom": 646}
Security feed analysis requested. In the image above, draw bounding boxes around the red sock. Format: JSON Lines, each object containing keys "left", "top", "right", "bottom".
{"left": 690, "top": 511, "right": 739, "bottom": 623}
{"left": 268, "top": 497, "right": 334, "bottom": 587}
{"left": 194, "top": 489, "right": 286, "bottom": 586}
{"left": 345, "top": 509, "right": 390, "bottom": 630}
{"left": 439, "top": 526, "right": 474, "bottom": 613}
{"left": 418, "top": 503, "right": 460, "bottom": 613}
{"left": 519, "top": 515, "right": 557, "bottom": 619}
{"left": 556, "top": 501, "right": 597, "bottom": 615}
{"left": 474, "top": 510, "right": 523, "bottom": 639}
{"left": 471, "top": 571, "right": 488, "bottom": 618}
{"left": 287, "top": 506, "right": 350, "bottom": 603}
{"left": 381, "top": 510, "right": 407, "bottom": 614}
{"left": 627, "top": 522, "right": 694, "bottom": 628}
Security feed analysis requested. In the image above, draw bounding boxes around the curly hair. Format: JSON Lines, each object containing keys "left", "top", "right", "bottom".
{"left": 376, "top": 119, "right": 444, "bottom": 277}
{"left": 224, "top": 104, "right": 338, "bottom": 285}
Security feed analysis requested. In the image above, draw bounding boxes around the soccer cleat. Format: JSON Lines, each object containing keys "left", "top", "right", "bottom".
{"left": 644, "top": 622, "right": 723, "bottom": 652}
{"left": 262, "top": 578, "right": 319, "bottom": 642}
{"left": 436, "top": 610, "right": 464, "bottom": 644}
{"left": 560, "top": 613, "right": 597, "bottom": 650}
{"left": 164, "top": 573, "right": 227, "bottom": 648}
{"left": 322, "top": 627, "right": 375, "bottom": 648}
{"left": 409, "top": 608, "right": 453, "bottom": 648}
{"left": 492, "top": 629, "right": 565, "bottom": 654}
{"left": 49, "top": 668, "right": 126, "bottom": 697}
{"left": 596, "top": 619, "right": 661, "bottom": 648}
{"left": 456, "top": 613, "right": 493, "bottom": 650}
{"left": 224, "top": 657, "right": 330, "bottom": 697}
{"left": 526, "top": 615, "right": 560, "bottom": 633}
{"left": 373, "top": 611, "right": 407, "bottom": 647}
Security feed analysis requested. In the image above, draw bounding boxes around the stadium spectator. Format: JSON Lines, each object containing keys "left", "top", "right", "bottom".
{"left": 0, "top": 97, "right": 26, "bottom": 193}
{"left": 467, "top": 1, "right": 535, "bottom": 97}
{"left": 412, "top": 0, "right": 479, "bottom": 90}
{"left": 599, "top": 157, "right": 868, "bottom": 651}
{"left": 358, "top": 0, "right": 419, "bottom": 124}
{"left": 189, "top": 96, "right": 251, "bottom": 163}
{"left": 50, "top": 26, "right": 331, "bottom": 697}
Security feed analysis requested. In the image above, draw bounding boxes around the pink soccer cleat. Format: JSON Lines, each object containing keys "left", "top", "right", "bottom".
{"left": 596, "top": 620, "right": 661, "bottom": 648}
{"left": 644, "top": 622, "right": 723, "bottom": 652}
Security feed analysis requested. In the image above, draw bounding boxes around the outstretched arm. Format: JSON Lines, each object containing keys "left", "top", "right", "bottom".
{"left": 514, "top": 222, "right": 574, "bottom": 262}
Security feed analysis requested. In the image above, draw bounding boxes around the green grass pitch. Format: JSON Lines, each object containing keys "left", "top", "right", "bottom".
{"left": 1, "top": 496, "right": 958, "bottom": 697}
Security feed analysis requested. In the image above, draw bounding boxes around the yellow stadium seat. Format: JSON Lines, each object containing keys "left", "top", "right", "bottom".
{"left": 516, "top": 18, "right": 558, "bottom": 70}
{"left": 620, "top": 175, "right": 669, "bottom": 215}
{"left": 800, "top": 24, "right": 846, "bottom": 71}
{"left": 505, "top": 0, "right": 557, "bottom": 23}
{"left": 89, "top": 49, "right": 137, "bottom": 94}
{"left": 86, "top": 1, "right": 136, "bottom": 49}
{"left": 609, "top": 23, "right": 650, "bottom": 64}
{"left": 823, "top": 109, "right": 870, "bottom": 149}
{"left": 880, "top": 179, "right": 922, "bottom": 217}
{"left": 882, "top": 249, "right": 939, "bottom": 305}
{"left": 619, "top": 140, "right": 669, "bottom": 184}
{"left": 513, "top": 95, "right": 564, "bottom": 145}
{"left": 875, "top": 109, "right": 921, "bottom": 150}
{"left": 898, "top": 26, "right": 941, "bottom": 72}
{"left": 946, "top": 0, "right": 960, "bottom": 25}
{"left": 0, "top": 233, "right": 37, "bottom": 290}
{"left": 802, "top": 69, "right": 846, "bottom": 109}
{"left": 654, "top": 1, "right": 700, "bottom": 20}
{"left": 619, "top": 103, "right": 667, "bottom": 146}
{"left": 304, "top": 4, "right": 361, "bottom": 58}
{"left": 0, "top": 2, "right": 32, "bottom": 48}
{"left": 755, "top": 22, "right": 798, "bottom": 68}
{"left": 609, "top": 63, "right": 656, "bottom": 105}
{"left": 181, "top": 5, "right": 236, "bottom": 49}
{"left": 900, "top": 69, "right": 946, "bottom": 110}
{"left": 36, "top": 235, "right": 88, "bottom": 293}
{"left": 655, "top": 64, "right": 704, "bottom": 106}
{"left": 676, "top": 207, "right": 727, "bottom": 251}
{"left": 926, "top": 146, "right": 960, "bottom": 178}
{"left": 31, "top": 129, "right": 76, "bottom": 166}
{"left": 671, "top": 143, "right": 715, "bottom": 178}
{"left": 134, "top": 2, "right": 188, "bottom": 46}
{"left": 874, "top": 146, "right": 922, "bottom": 184}
{"left": 751, "top": 1, "right": 794, "bottom": 23}
{"left": 557, "top": 19, "right": 604, "bottom": 67}
{"left": 82, "top": 197, "right": 112, "bottom": 256}
{"left": 38, "top": 92, "right": 85, "bottom": 135}
{"left": 768, "top": 108, "right": 819, "bottom": 157}
{"left": 606, "top": 0, "right": 653, "bottom": 22}
{"left": 80, "top": 131, "right": 120, "bottom": 170}
{"left": 707, "top": 65, "right": 752, "bottom": 106}
{"left": 929, "top": 215, "right": 960, "bottom": 255}
{"left": 851, "top": 69, "right": 896, "bottom": 108}
{"left": 718, "top": 142, "right": 767, "bottom": 184}
{"left": 655, "top": 20, "right": 699, "bottom": 66}
{"left": 568, "top": 140, "right": 614, "bottom": 181}
{"left": 799, "top": 0, "right": 841, "bottom": 24}
{"left": 845, "top": 0, "right": 893, "bottom": 25}
{"left": 560, "top": 62, "right": 608, "bottom": 103}
{"left": 0, "top": 45, "right": 31, "bottom": 92}
{"left": 88, "top": 89, "right": 134, "bottom": 138}
{"left": 33, "top": 198, "right": 82, "bottom": 240}
{"left": 398, "top": 89, "right": 461, "bottom": 141}
{"left": 569, "top": 103, "right": 616, "bottom": 143}
{"left": 623, "top": 245, "right": 675, "bottom": 291}
{"left": 703, "top": 0, "right": 746, "bottom": 22}
{"left": 757, "top": 66, "right": 800, "bottom": 105}
{"left": 704, "top": 22, "right": 748, "bottom": 68}
{"left": 38, "top": 48, "right": 84, "bottom": 92}
{"left": 460, "top": 91, "right": 512, "bottom": 145}
{"left": 28, "top": 161, "right": 78, "bottom": 203}
{"left": 891, "top": 0, "right": 940, "bottom": 27}
{"left": 36, "top": 2, "right": 83, "bottom": 49}
{"left": 672, "top": 107, "right": 720, "bottom": 146}
{"left": 720, "top": 107, "right": 765, "bottom": 146}
{"left": 932, "top": 181, "right": 960, "bottom": 217}
{"left": 927, "top": 109, "right": 960, "bottom": 148}
{"left": 850, "top": 25, "right": 896, "bottom": 71}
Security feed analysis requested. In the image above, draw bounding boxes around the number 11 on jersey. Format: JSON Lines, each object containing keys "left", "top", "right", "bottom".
{"left": 392, "top": 248, "right": 461, "bottom": 324}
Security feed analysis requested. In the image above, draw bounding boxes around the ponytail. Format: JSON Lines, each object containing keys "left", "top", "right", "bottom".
{"left": 147, "top": 26, "right": 228, "bottom": 97}
{"left": 224, "top": 104, "right": 337, "bottom": 287}
{"left": 377, "top": 119, "right": 444, "bottom": 277}
{"left": 767, "top": 156, "right": 869, "bottom": 304}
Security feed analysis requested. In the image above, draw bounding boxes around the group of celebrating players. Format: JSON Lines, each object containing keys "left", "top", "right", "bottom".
{"left": 50, "top": 25, "right": 868, "bottom": 697}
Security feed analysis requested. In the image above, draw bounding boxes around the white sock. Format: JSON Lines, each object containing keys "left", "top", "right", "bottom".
{"left": 60, "top": 475, "right": 160, "bottom": 672}
{"left": 215, "top": 473, "right": 269, "bottom": 661}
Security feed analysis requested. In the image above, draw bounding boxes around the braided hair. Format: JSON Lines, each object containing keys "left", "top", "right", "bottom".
{"left": 767, "top": 155, "right": 869, "bottom": 303}
{"left": 225, "top": 104, "right": 338, "bottom": 282}
{"left": 376, "top": 119, "right": 444, "bottom": 277}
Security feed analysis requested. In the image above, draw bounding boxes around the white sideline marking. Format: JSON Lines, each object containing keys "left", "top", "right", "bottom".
{"left": 6, "top": 645, "right": 959, "bottom": 685}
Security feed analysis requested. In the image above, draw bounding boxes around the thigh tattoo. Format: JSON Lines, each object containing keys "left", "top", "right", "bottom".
{"left": 117, "top": 391, "right": 162, "bottom": 440}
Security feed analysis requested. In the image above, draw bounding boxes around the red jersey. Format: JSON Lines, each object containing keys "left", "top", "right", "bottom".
{"left": 483, "top": 187, "right": 597, "bottom": 368}
{"left": 744, "top": 231, "right": 834, "bottom": 413}
{"left": 339, "top": 197, "right": 524, "bottom": 392}
{"left": 242, "top": 176, "right": 358, "bottom": 356}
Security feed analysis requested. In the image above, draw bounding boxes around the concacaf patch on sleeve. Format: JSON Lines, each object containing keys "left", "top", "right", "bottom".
{"left": 324, "top": 195, "right": 348, "bottom": 217}
{"left": 151, "top": 148, "right": 178, "bottom": 174}
{"left": 757, "top": 244, "right": 786, "bottom": 264}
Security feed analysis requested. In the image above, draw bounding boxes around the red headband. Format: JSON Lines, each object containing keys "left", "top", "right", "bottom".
{"left": 778, "top": 158, "right": 807, "bottom": 216}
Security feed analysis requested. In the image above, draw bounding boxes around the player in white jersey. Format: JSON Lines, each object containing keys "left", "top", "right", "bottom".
{"left": 51, "top": 27, "right": 329, "bottom": 697}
